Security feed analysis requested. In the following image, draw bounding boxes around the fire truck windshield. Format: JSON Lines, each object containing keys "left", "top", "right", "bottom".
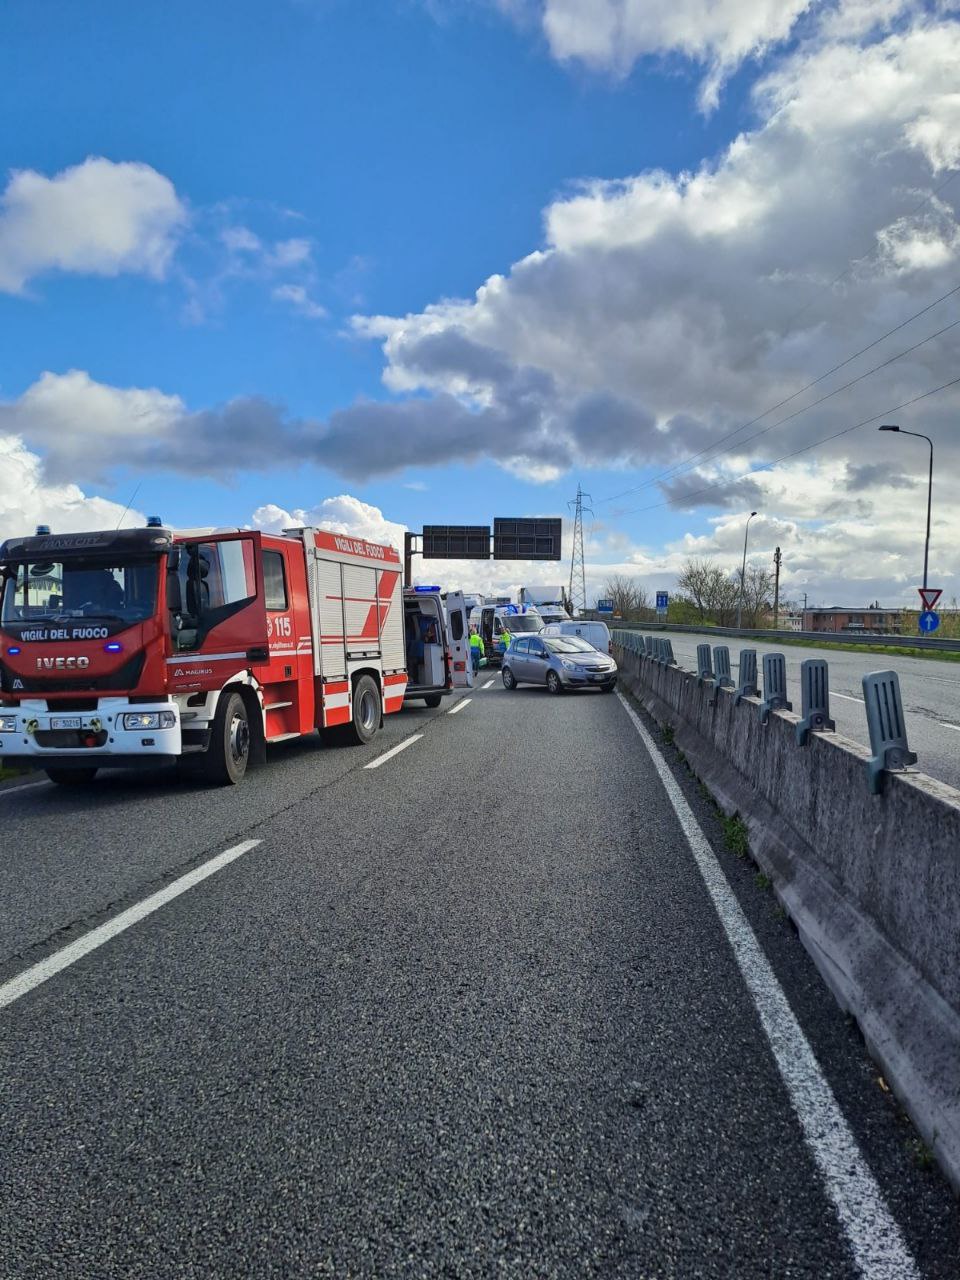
{"left": 1, "top": 557, "right": 159, "bottom": 630}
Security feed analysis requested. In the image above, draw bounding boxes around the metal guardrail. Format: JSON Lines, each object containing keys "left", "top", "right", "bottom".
{"left": 610, "top": 619, "right": 960, "bottom": 653}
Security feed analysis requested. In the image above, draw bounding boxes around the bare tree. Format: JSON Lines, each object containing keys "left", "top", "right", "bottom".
{"left": 676, "top": 557, "right": 741, "bottom": 625}
{"left": 603, "top": 575, "right": 650, "bottom": 619}
{"left": 740, "top": 564, "right": 775, "bottom": 628}
{"left": 675, "top": 558, "right": 712, "bottom": 622}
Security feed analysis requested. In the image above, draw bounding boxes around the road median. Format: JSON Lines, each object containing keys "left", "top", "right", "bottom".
{"left": 613, "top": 639, "right": 960, "bottom": 1194}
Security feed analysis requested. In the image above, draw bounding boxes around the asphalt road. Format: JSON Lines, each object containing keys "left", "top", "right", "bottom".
{"left": 640, "top": 630, "right": 960, "bottom": 792}
{"left": 1, "top": 679, "right": 957, "bottom": 1277}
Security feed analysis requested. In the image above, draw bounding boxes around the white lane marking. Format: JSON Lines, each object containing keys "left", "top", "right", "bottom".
{"left": 0, "top": 778, "right": 50, "bottom": 798}
{"left": 938, "top": 721, "right": 960, "bottom": 732}
{"left": 364, "top": 733, "right": 423, "bottom": 769}
{"left": 478, "top": 680, "right": 496, "bottom": 691}
{"left": 834, "top": 692, "right": 865, "bottom": 704}
{"left": 615, "top": 692, "right": 919, "bottom": 1280}
{"left": 0, "top": 839, "right": 262, "bottom": 1013}
{"left": 448, "top": 698, "right": 472, "bottom": 715}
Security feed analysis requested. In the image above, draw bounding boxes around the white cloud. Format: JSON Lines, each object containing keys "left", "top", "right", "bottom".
{"left": 0, "top": 157, "right": 187, "bottom": 294}
{"left": 518, "top": 0, "right": 813, "bottom": 109}
{"left": 272, "top": 283, "right": 328, "bottom": 319}
{"left": 267, "top": 237, "right": 313, "bottom": 268}
{"left": 350, "top": 11, "right": 960, "bottom": 488}
{"left": 252, "top": 495, "right": 407, "bottom": 551}
{"left": 0, "top": 436, "right": 144, "bottom": 543}
{"left": 220, "top": 225, "right": 263, "bottom": 253}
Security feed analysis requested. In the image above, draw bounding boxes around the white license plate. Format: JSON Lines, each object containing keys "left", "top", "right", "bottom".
{"left": 590, "top": 672, "right": 608, "bottom": 681}
{"left": 50, "top": 716, "right": 82, "bottom": 730}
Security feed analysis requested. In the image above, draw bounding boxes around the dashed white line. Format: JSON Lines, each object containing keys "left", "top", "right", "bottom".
{"left": 833, "top": 692, "right": 865, "bottom": 703}
{"left": 615, "top": 691, "right": 919, "bottom": 1280}
{"left": 448, "top": 698, "right": 472, "bottom": 715}
{"left": 364, "top": 733, "right": 423, "bottom": 769}
{"left": 0, "top": 839, "right": 262, "bottom": 1013}
{"left": 938, "top": 721, "right": 960, "bottom": 733}
{"left": 478, "top": 680, "right": 496, "bottom": 691}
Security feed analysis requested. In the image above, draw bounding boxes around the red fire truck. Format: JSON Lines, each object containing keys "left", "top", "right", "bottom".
{"left": 0, "top": 520, "right": 471, "bottom": 786}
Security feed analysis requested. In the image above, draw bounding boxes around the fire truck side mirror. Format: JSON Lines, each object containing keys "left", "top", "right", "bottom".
{"left": 166, "top": 549, "right": 183, "bottom": 614}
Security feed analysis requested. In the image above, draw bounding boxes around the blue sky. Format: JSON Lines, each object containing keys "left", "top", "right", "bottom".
{"left": 1, "top": 0, "right": 958, "bottom": 605}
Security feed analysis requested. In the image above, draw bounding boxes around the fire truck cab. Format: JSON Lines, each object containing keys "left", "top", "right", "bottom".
{"left": 0, "top": 521, "right": 409, "bottom": 786}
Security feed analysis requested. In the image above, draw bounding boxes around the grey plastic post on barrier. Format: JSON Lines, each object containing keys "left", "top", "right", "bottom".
{"left": 862, "top": 670, "right": 918, "bottom": 794}
{"left": 696, "top": 643, "right": 714, "bottom": 687}
{"left": 796, "top": 659, "right": 836, "bottom": 746}
{"left": 644, "top": 635, "right": 656, "bottom": 658}
{"left": 759, "top": 653, "right": 793, "bottom": 725}
{"left": 713, "top": 645, "right": 734, "bottom": 690}
{"left": 734, "top": 649, "right": 758, "bottom": 706}
{"left": 662, "top": 639, "right": 677, "bottom": 666}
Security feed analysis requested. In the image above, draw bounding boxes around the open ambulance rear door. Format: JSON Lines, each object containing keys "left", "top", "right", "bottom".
{"left": 445, "top": 591, "right": 473, "bottom": 688}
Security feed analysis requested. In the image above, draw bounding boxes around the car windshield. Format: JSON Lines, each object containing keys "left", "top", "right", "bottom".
{"left": 503, "top": 615, "right": 542, "bottom": 633}
{"left": 544, "top": 637, "right": 598, "bottom": 654}
{"left": 1, "top": 557, "right": 159, "bottom": 629}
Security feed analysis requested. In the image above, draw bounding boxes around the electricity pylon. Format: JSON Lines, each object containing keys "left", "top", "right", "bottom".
{"left": 568, "top": 484, "right": 592, "bottom": 616}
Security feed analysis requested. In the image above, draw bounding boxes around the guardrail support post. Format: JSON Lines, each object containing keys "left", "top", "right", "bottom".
{"left": 713, "top": 645, "right": 734, "bottom": 690}
{"left": 862, "top": 670, "right": 918, "bottom": 794}
{"left": 663, "top": 639, "right": 677, "bottom": 666}
{"left": 644, "top": 636, "right": 655, "bottom": 659}
{"left": 696, "top": 643, "right": 714, "bottom": 687}
{"left": 734, "top": 650, "right": 758, "bottom": 705}
{"left": 759, "top": 653, "right": 793, "bottom": 725}
{"left": 796, "top": 659, "right": 836, "bottom": 746}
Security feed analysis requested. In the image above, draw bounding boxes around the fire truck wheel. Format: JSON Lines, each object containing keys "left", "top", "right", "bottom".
{"left": 424, "top": 693, "right": 443, "bottom": 708}
{"left": 45, "top": 767, "right": 98, "bottom": 786}
{"left": 202, "top": 690, "right": 251, "bottom": 785}
{"left": 347, "top": 675, "right": 381, "bottom": 745}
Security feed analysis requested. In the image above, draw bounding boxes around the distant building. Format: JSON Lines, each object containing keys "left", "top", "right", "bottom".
{"left": 801, "top": 607, "right": 902, "bottom": 635}
{"left": 778, "top": 613, "right": 803, "bottom": 632}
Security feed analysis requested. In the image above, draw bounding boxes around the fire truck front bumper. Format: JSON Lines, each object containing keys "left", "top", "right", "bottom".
{"left": 0, "top": 700, "right": 183, "bottom": 766}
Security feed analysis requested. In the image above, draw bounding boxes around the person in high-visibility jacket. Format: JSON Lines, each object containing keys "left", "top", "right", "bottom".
{"left": 469, "top": 626, "right": 484, "bottom": 674}
{"left": 499, "top": 625, "right": 512, "bottom": 656}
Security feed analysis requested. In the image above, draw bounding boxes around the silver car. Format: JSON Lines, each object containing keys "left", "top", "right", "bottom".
{"left": 501, "top": 633, "right": 618, "bottom": 694}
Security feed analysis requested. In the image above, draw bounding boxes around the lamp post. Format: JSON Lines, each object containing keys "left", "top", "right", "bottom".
{"left": 879, "top": 425, "right": 934, "bottom": 591}
{"left": 736, "top": 511, "right": 758, "bottom": 629}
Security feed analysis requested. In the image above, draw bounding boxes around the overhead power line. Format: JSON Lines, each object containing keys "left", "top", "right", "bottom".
{"left": 608, "top": 315, "right": 959, "bottom": 514}
{"left": 601, "top": 278, "right": 960, "bottom": 505}
{"left": 610, "top": 374, "right": 960, "bottom": 519}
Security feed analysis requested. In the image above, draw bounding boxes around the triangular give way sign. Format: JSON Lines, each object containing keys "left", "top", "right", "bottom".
{"left": 919, "top": 587, "right": 942, "bottom": 611}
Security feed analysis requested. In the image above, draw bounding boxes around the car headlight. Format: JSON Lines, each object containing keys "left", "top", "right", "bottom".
{"left": 560, "top": 660, "right": 581, "bottom": 672}
{"left": 122, "top": 711, "right": 176, "bottom": 730}
{"left": 0, "top": 714, "right": 17, "bottom": 732}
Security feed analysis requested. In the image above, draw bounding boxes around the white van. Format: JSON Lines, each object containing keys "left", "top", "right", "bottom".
{"left": 540, "top": 618, "right": 612, "bottom": 656}
{"left": 475, "top": 603, "right": 543, "bottom": 665}
{"left": 403, "top": 587, "right": 473, "bottom": 706}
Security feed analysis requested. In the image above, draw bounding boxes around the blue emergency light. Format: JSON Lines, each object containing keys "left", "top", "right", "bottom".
{"left": 104, "top": 642, "right": 123, "bottom": 653}
{"left": 7, "top": 646, "right": 21, "bottom": 655}
{"left": 414, "top": 585, "right": 441, "bottom": 592}
{"left": 146, "top": 516, "right": 163, "bottom": 528}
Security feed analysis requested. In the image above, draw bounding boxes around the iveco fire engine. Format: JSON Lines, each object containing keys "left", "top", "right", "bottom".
{"left": 0, "top": 521, "right": 471, "bottom": 786}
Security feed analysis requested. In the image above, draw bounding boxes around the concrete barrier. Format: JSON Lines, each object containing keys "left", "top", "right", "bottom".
{"left": 614, "top": 639, "right": 960, "bottom": 1193}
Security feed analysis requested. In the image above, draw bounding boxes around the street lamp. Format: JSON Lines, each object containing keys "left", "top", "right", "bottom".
{"left": 736, "top": 511, "right": 758, "bottom": 629}
{"left": 879, "top": 425, "right": 934, "bottom": 591}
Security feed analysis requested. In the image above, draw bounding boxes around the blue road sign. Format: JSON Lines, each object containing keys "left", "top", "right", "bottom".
{"left": 597, "top": 599, "right": 614, "bottom": 614}
{"left": 919, "top": 610, "right": 940, "bottom": 633}
{"left": 656, "top": 591, "right": 669, "bottom": 610}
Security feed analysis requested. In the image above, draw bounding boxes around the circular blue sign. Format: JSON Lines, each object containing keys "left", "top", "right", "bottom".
{"left": 919, "top": 610, "right": 940, "bottom": 633}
